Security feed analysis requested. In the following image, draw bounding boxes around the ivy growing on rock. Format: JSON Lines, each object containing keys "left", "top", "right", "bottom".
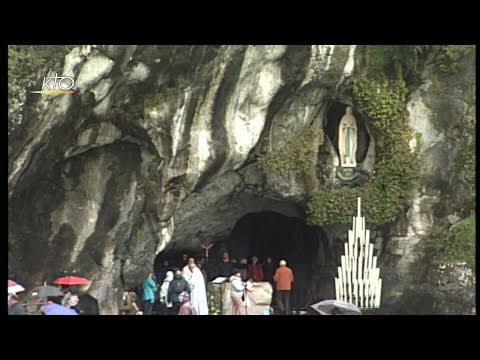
{"left": 306, "top": 78, "right": 421, "bottom": 226}
{"left": 424, "top": 215, "right": 475, "bottom": 270}
{"left": 363, "top": 45, "right": 431, "bottom": 86}
{"left": 435, "top": 45, "right": 474, "bottom": 74}
{"left": 143, "top": 87, "right": 180, "bottom": 109}
{"left": 257, "top": 125, "right": 324, "bottom": 189}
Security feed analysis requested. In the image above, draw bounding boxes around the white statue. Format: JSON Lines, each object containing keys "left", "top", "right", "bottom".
{"left": 338, "top": 106, "right": 357, "bottom": 167}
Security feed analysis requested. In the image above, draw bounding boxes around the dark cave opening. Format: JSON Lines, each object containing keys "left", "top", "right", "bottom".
{"left": 154, "top": 209, "right": 338, "bottom": 309}
{"left": 227, "top": 211, "right": 323, "bottom": 310}
{"left": 227, "top": 211, "right": 318, "bottom": 266}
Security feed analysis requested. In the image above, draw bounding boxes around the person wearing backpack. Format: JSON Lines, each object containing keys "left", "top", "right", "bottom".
{"left": 167, "top": 269, "right": 190, "bottom": 314}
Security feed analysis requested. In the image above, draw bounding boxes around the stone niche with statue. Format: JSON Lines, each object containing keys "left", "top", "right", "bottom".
{"left": 207, "top": 281, "right": 272, "bottom": 315}
{"left": 324, "top": 102, "right": 375, "bottom": 186}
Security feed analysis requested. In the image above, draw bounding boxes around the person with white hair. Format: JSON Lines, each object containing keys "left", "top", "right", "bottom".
{"left": 273, "top": 259, "right": 294, "bottom": 315}
{"left": 160, "top": 271, "right": 174, "bottom": 315}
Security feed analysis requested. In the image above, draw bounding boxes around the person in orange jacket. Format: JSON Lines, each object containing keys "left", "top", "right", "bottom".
{"left": 273, "top": 259, "right": 294, "bottom": 315}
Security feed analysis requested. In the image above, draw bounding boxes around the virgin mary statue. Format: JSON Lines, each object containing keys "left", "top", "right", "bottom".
{"left": 338, "top": 106, "right": 357, "bottom": 167}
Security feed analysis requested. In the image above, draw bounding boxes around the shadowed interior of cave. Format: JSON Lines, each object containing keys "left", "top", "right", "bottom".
{"left": 227, "top": 211, "right": 318, "bottom": 266}
{"left": 229, "top": 211, "right": 323, "bottom": 310}
{"left": 325, "top": 101, "right": 370, "bottom": 163}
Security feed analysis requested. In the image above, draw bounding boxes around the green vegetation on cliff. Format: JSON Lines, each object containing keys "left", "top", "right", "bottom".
{"left": 257, "top": 125, "right": 324, "bottom": 189}
{"left": 435, "top": 45, "right": 474, "bottom": 74}
{"left": 425, "top": 215, "right": 475, "bottom": 269}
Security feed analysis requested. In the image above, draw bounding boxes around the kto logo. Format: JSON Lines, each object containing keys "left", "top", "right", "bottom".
{"left": 31, "top": 73, "right": 75, "bottom": 94}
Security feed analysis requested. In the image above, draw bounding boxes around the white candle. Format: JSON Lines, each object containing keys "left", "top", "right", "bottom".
{"left": 370, "top": 277, "right": 377, "bottom": 307}
{"left": 359, "top": 279, "right": 364, "bottom": 308}
{"left": 335, "top": 277, "right": 340, "bottom": 301}
{"left": 372, "top": 256, "right": 377, "bottom": 270}
{"left": 353, "top": 233, "right": 358, "bottom": 259}
{"left": 364, "top": 235, "right": 369, "bottom": 276}
{"left": 376, "top": 279, "right": 382, "bottom": 307}
{"left": 358, "top": 254, "right": 363, "bottom": 280}
{"left": 357, "top": 197, "right": 361, "bottom": 217}
{"left": 364, "top": 280, "right": 370, "bottom": 308}
{"left": 359, "top": 236, "right": 364, "bottom": 266}
{"left": 347, "top": 269, "right": 352, "bottom": 303}
{"left": 352, "top": 256, "right": 357, "bottom": 282}
{"left": 338, "top": 268, "right": 343, "bottom": 301}
{"left": 353, "top": 279, "right": 358, "bottom": 306}
{"left": 368, "top": 243, "right": 373, "bottom": 273}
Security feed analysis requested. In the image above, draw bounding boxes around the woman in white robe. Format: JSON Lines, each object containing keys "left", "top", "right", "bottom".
{"left": 182, "top": 258, "right": 209, "bottom": 315}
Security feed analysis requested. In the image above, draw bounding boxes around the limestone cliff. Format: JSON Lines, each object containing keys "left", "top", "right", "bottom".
{"left": 8, "top": 45, "right": 474, "bottom": 314}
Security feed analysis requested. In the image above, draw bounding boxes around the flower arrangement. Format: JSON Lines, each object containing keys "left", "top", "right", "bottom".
{"left": 208, "top": 294, "right": 221, "bottom": 315}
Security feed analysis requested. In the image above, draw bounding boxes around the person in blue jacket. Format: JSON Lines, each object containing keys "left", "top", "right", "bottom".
{"left": 142, "top": 273, "right": 157, "bottom": 315}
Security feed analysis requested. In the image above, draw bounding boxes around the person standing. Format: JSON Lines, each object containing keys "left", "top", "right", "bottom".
{"left": 273, "top": 260, "right": 294, "bottom": 315}
{"left": 156, "top": 259, "right": 173, "bottom": 284}
{"left": 238, "top": 258, "right": 248, "bottom": 281}
{"left": 142, "top": 273, "right": 157, "bottom": 315}
{"left": 217, "top": 251, "right": 234, "bottom": 278}
{"left": 291, "top": 262, "right": 308, "bottom": 314}
{"left": 229, "top": 269, "right": 246, "bottom": 315}
{"left": 262, "top": 256, "right": 276, "bottom": 285}
{"left": 182, "top": 258, "right": 209, "bottom": 315}
{"left": 247, "top": 256, "right": 264, "bottom": 282}
{"left": 8, "top": 294, "right": 25, "bottom": 315}
{"left": 119, "top": 292, "right": 140, "bottom": 315}
{"left": 168, "top": 269, "right": 191, "bottom": 314}
{"left": 196, "top": 262, "right": 208, "bottom": 289}
{"left": 159, "top": 271, "right": 174, "bottom": 315}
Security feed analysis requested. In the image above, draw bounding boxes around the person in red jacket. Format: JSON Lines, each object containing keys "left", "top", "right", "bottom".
{"left": 247, "top": 256, "right": 264, "bottom": 282}
{"left": 273, "top": 259, "right": 294, "bottom": 315}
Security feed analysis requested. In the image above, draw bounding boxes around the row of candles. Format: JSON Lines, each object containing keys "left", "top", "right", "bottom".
{"left": 335, "top": 198, "right": 382, "bottom": 308}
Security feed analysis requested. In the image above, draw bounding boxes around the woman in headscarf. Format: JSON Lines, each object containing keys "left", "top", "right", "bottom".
{"left": 159, "top": 271, "right": 174, "bottom": 315}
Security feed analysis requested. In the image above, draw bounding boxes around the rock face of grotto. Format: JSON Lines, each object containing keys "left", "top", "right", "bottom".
{"left": 8, "top": 45, "right": 475, "bottom": 314}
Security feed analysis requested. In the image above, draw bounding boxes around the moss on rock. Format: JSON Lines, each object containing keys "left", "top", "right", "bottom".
{"left": 424, "top": 215, "right": 475, "bottom": 269}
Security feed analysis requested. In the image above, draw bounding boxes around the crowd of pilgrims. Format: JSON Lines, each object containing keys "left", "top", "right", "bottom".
{"left": 120, "top": 250, "right": 307, "bottom": 315}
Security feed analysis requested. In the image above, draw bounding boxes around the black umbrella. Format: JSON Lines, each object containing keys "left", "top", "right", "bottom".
{"left": 31, "top": 285, "right": 64, "bottom": 299}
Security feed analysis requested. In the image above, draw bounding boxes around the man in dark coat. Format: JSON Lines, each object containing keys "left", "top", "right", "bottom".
{"left": 167, "top": 269, "right": 191, "bottom": 314}
{"left": 291, "top": 262, "right": 308, "bottom": 313}
{"left": 217, "top": 251, "right": 234, "bottom": 278}
{"left": 262, "top": 256, "right": 276, "bottom": 285}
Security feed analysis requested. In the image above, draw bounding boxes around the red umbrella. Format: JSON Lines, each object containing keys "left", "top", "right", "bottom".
{"left": 52, "top": 276, "right": 89, "bottom": 286}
